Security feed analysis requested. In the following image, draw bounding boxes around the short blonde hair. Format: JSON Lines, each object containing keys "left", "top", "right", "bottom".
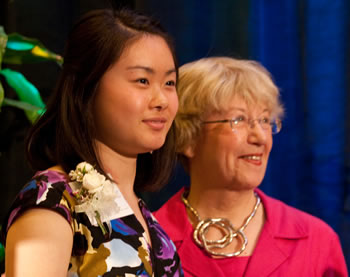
{"left": 175, "top": 57, "right": 284, "bottom": 163}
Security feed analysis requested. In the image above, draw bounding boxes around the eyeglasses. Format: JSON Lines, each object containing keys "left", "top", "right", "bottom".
{"left": 202, "top": 116, "right": 282, "bottom": 134}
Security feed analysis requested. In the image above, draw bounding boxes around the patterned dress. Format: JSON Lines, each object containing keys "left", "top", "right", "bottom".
{"left": 2, "top": 170, "right": 183, "bottom": 277}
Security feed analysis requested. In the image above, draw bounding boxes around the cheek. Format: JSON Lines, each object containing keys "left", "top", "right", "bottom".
{"left": 223, "top": 141, "right": 240, "bottom": 166}
{"left": 218, "top": 134, "right": 244, "bottom": 167}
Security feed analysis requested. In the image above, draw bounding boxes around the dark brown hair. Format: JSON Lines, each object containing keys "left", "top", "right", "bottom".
{"left": 26, "top": 9, "right": 178, "bottom": 191}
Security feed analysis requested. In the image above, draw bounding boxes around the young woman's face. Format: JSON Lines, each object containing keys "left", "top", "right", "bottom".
{"left": 94, "top": 35, "right": 178, "bottom": 157}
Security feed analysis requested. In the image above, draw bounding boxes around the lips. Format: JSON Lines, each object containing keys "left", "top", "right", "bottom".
{"left": 143, "top": 118, "right": 167, "bottom": 130}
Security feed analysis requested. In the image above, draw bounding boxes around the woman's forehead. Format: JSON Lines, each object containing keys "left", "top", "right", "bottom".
{"left": 217, "top": 96, "right": 271, "bottom": 113}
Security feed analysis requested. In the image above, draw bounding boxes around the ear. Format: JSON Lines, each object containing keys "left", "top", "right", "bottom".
{"left": 183, "top": 143, "right": 196, "bottom": 158}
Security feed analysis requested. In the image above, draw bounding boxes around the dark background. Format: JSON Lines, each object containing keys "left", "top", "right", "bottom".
{"left": 1, "top": 0, "right": 350, "bottom": 269}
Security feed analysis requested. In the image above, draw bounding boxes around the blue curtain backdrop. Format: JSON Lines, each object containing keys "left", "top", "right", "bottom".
{"left": 249, "top": 0, "right": 350, "bottom": 263}
{"left": 138, "top": 0, "right": 350, "bottom": 267}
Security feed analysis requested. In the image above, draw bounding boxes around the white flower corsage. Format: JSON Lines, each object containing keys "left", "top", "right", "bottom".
{"left": 69, "top": 162, "right": 120, "bottom": 236}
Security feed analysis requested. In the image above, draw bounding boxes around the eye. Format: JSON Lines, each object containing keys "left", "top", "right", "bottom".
{"left": 235, "top": 115, "right": 246, "bottom": 122}
{"left": 232, "top": 115, "right": 246, "bottom": 125}
{"left": 136, "top": 78, "right": 149, "bottom": 85}
{"left": 260, "top": 117, "right": 271, "bottom": 125}
{"left": 165, "top": 80, "right": 176, "bottom": 86}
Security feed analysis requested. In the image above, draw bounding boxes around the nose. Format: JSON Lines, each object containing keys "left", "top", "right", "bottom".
{"left": 150, "top": 86, "right": 169, "bottom": 110}
{"left": 247, "top": 121, "right": 268, "bottom": 145}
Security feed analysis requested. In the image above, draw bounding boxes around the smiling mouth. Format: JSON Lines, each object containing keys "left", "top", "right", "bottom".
{"left": 240, "top": 155, "right": 262, "bottom": 161}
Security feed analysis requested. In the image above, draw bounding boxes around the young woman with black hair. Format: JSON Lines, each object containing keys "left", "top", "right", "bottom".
{"left": 2, "top": 9, "right": 183, "bottom": 277}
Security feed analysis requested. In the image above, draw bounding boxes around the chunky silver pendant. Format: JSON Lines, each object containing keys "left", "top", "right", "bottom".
{"left": 182, "top": 191, "right": 261, "bottom": 257}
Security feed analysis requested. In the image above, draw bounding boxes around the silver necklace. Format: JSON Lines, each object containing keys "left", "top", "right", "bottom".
{"left": 181, "top": 190, "right": 261, "bottom": 257}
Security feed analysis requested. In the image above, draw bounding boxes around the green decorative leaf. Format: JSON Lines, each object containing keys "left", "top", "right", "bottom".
{"left": 2, "top": 98, "right": 45, "bottom": 123}
{"left": 3, "top": 33, "right": 63, "bottom": 65}
{"left": 0, "top": 68, "right": 45, "bottom": 123}
{"left": 0, "top": 26, "right": 8, "bottom": 69}
{"left": 0, "top": 68, "right": 45, "bottom": 107}
{"left": 3, "top": 97, "right": 42, "bottom": 111}
{"left": 6, "top": 40, "right": 34, "bottom": 51}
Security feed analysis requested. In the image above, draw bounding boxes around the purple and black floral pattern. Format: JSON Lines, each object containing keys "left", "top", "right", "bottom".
{"left": 1, "top": 170, "right": 183, "bottom": 277}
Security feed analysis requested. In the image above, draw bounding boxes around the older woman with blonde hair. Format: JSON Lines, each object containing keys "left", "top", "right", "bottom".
{"left": 155, "top": 57, "right": 347, "bottom": 276}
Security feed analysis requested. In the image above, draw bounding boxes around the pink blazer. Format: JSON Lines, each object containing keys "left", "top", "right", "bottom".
{"left": 154, "top": 188, "right": 348, "bottom": 277}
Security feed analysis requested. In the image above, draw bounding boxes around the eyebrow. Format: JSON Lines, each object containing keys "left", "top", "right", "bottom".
{"left": 126, "top": 66, "right": 176, "bottom": 76}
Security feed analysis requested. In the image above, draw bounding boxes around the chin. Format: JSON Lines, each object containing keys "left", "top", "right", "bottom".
{"left": 148, "top": 137, "right": 167, "bottom": 149}
{"left": 235, "top": 178, "right": 263, "bottom": 191}
{"left": 139, "top": 144, "right": 165, "bottom": 154}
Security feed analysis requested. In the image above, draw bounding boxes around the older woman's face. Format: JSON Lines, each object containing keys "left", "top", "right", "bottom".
{"left": 188, "top": 96, "right": 273, "bottom": 190}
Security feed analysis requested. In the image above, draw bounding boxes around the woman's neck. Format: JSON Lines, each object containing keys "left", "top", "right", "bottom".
{"left": 95, "top": 140, "right": 137, "bottom": 196}
{"left": 187, "top": 183, "right": 258, "bottom": 227}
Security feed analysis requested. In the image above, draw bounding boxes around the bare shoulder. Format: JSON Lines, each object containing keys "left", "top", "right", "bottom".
{"left": 6, "top": 208, "right": 73, "bottom": 277}
{"left": 7, "top": 208, "right": 73, "bottom": 237}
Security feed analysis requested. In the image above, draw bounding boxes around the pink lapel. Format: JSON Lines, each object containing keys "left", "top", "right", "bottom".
{"left": 243, "top": 189, "right": 308, "bottom": 277}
